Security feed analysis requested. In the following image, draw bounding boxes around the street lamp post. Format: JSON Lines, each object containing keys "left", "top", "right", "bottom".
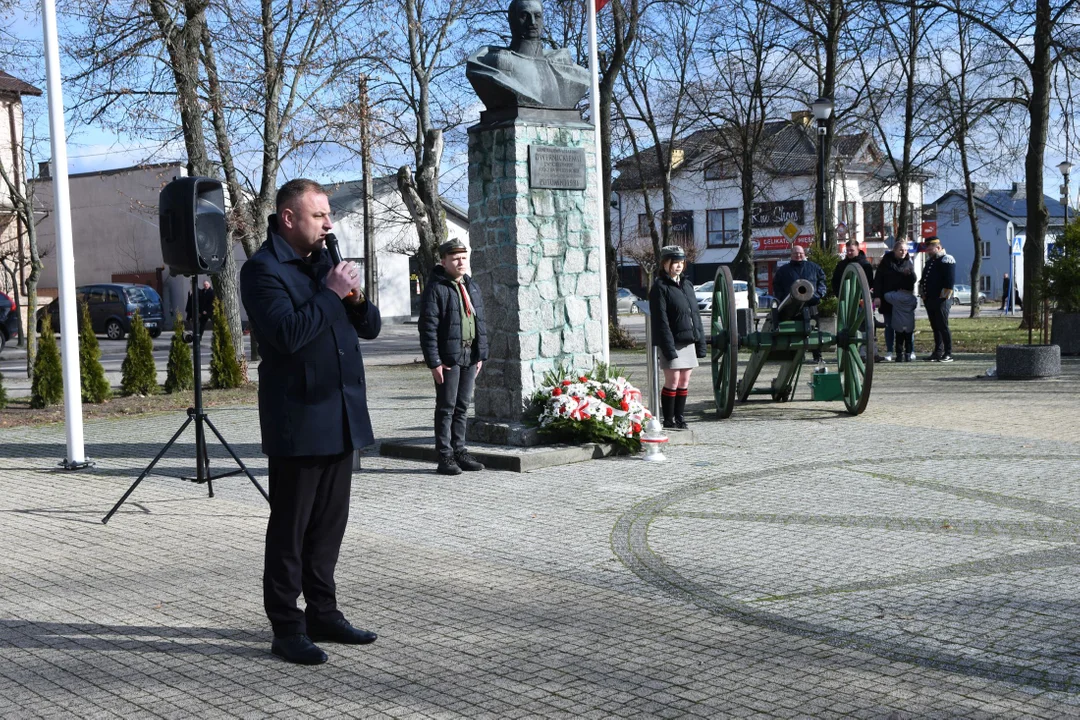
{"left": 811, "top": 97, "right": 834, "bottom": 250}
{"left": 1059, "top": 160, "right": 1073, "bottom": 227}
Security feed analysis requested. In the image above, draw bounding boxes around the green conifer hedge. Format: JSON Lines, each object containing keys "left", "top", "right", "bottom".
{"left": 209, "top": 297, "right": 244, "bottom": 389}
{"left": 120, "top": 310, "right": 158, "bottom": 396}
{"left": 78, "top": 301, "right": 112, "bottom": 403}
{"left": 31, "top": 315, "right": 64, "bottom": 408}
{"left": 164, "top": 311, "right": 194, "bottom": 393}
{"left": 0, "top": 370, "right": 8, "bottom": 410}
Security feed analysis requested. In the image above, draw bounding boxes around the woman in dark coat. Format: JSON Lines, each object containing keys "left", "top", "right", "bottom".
{"left": 648, "top": 245, "right": 706, "bottom": 429}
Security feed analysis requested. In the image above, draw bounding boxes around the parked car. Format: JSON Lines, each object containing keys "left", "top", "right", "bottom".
{"left": 36, "top": 283, "right": 164, "bottom": 340}
{"left": 696, "top": 280, "right": 751, "bottom": 313}
{"left": 0, "top": 291, "right": 19, "bottom": 354}
{"left": 951, "top": 284, "right": 987, "bottom": 306}
{"left": 616, "top": 287, "right": 643, "bottom": 314}
{"left": 756, "top": 288, "right": 779, "bottom": 310}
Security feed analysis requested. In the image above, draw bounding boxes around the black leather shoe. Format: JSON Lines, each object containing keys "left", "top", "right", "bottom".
{"left": 674, "top": 418, "right": 689, "bottom": 429}
{"left": 437, "top": 456, "right": 462, "bottom": 475}
{"left": 454, "top": 451, "right": 485, "bottom": 471}
{"left": 271, "top": 634, "right": 327, "bottom": 665}
{"left": 308, "top": 618, "right": 377, "bottom": 645}
{"left": 662, "top": 419, "right": 675, "bottom": 429}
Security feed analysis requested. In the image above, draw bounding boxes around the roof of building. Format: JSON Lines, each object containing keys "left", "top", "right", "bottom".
{"left": 934, "top": 184, "right": 1074, "bottom": 226}
{"left": 611, "top": 116, "right": 921, "bottom": 191}
{"left": 0, "top": 70, "right": 42, "bottom": 97}
{"left": 329, "top": 174, "right": 468, "bottom": 225}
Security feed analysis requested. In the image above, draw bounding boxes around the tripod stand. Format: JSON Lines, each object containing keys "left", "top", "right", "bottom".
{"left": 102, "top": 276, "right": 269, "bottom": 524}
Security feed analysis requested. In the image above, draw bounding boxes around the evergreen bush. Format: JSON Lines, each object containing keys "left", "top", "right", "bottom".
{"left": 120, "top": 310, "right": 158, "bottom": 396}
{"left": 209, "top": 297, "right": 244, "bottom": 389}
{"left": 30, "top": 315, "right": 64, "bottom": 408}
{"left": 0, "top": 370, "right": 7, "bottom": 410}
{"left": 1045, "top": 219, "right": 1080, "bottom": 313}
{"left": 78, "top": 300, "right": 112, "bottom": 403}
{"left": 808, "top": 244, "right": 841, "bottom": 317}
{"left": 164, "top": 311, "right": 194, "bottom": 393}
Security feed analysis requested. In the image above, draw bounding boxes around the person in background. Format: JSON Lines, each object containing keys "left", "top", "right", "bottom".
{"left": 918, "top": 237, "right": 955, "bottom": 362}
{"left": 873, "top": 240, "right": 916, "bottom": 361}
{"left": 772, "top": 243, "right": 827, "bottom": 362}
{"left": 649, "top": 245, "right": 706, "bottom": 429}
{"left": 418, "top": 239, "right": 489, "bottom": 476}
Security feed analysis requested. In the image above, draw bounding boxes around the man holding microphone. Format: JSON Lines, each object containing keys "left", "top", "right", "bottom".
{"left": 241, "top": 179, "right": 381, "bottom": 665}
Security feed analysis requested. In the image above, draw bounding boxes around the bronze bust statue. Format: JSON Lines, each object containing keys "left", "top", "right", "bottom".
{"left": 466, "top": 0, "right": 591, "bottom": 115}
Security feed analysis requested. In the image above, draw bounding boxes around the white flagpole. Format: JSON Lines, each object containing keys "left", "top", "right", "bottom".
{"left": 587, "top": 0, "right": 610, "bottom": 364}
{"left": 41, "top": 0, "right": 87, "bottom": 467}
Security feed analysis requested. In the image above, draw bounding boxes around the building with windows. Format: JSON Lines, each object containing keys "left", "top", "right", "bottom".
{"left": 932, "top": 183, "right": 1074, "bottom": 301}
{"left": 611, "top": 111, "right": 926, "bottom": 294}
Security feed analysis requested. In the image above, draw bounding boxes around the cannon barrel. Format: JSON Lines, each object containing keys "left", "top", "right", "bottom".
{"left": 775, "top": 279, "right": 815, "bottom": 321}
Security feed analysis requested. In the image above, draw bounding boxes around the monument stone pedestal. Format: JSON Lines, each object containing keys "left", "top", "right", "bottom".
{"left": 466, "top": 117, "right": 605, "bottom": 446}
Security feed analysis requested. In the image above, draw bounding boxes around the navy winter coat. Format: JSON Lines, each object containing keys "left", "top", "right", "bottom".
{"left": 649, "top": 274, "right": 706, "bottom": 361}
{"left": 240, "top": 219, "right": 382, "bottom": 457}
{"left": 418, "top": 266, "right": 489, "bottom": 368}
{"left": 919, "top": 252, "right": 956, "bottom": 305}
{"left": 773, "top": 260, "right": 827, "bottom": 305}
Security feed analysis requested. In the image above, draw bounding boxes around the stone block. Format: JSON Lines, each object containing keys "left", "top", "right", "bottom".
{"left": 584, "top": 321, "right": 603, "bottom": 354}
{"left": 577, "top": 273, "right": 601, "bottom": 298}
{"left": 996, "top": 344, "right": 1061, "bottom": 379}
{"left": 540, "top": 330, "right": 561, "bottom": 357}
{"left": 543, "top": 240, "right": 563, "bottom": 257}
{"left": 565, "top": 297, "right": 589, "bottom": 326}
{"left": 562, "top": 327, "right": 586, "bottom": 353}
{"left": 563, "top": 248, "right": 586, "bottom": 273}
{"left": 519, "top": 332, "right": 540, "bottom": 360}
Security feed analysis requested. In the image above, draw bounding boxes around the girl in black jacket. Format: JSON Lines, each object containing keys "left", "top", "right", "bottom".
{"left": 648, "top": 245, "right": 706, "bottom": 429}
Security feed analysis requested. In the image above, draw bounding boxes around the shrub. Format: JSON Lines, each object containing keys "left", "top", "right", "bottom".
{"left": 1045, "top": 219, "right": 1080, "bottom": 313}
{"left": 808, "top": 244, "right": 840, "bottom": 317}
{"left": 608, "top": 321, "right": 638, "bottom": 350}
{"left": 78, "top": 300, "right": 111, "bottom": 403}
{"left": 0, "top": 370, "right": 7, "bottom": 409}
{"left": 164, "top": 311, "right": 194, "bottom": 393}
{"left": 31, "top": 315, "right": 63, "bottom": 408}
{"left": 209, "top": 297, "right": 244, "bottom": 389}
{"left": 120, "top": 310, "right": 158, "bottom": 396}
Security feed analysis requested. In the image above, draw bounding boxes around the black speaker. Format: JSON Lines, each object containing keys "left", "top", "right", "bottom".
{"left": 159, "top": 176, "right": 228, "bottom": 276}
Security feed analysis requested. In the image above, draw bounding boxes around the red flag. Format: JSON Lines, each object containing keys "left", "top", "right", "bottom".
{"left": 596, "top": 0, "right": 610, "bottom": 10}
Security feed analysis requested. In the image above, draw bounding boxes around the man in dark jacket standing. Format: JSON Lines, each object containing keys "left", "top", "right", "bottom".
{"left": 831, "top": 239, "right": 874, "bottom": 296}
{"left": 240, "top": 178, "right": 382, "bottom": 666}
{"left": 918, "top": 237, "right": 956, "bottom": 362}
{"left": 419, "top": 239, "right": 489, "bottom": 476}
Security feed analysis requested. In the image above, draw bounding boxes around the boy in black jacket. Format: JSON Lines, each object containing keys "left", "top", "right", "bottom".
{"left": 419, "top": 239, "right": 490, "bottom": 475}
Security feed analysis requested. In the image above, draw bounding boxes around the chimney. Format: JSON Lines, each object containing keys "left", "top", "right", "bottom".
{"left": 38, "top": 161, "right": 51, "bottom": 179}
{"left": 971, "top": 182, "right": 989, "bottom": 197}
{"left": 1011, "top": 182, "right": 1026, "bottom": 199}
{"left": 790, "top": 110, "right": 812, "bottom": 126}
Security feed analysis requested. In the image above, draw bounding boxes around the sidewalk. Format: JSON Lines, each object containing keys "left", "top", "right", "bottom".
{"left": 1, "top": 352, "right": 1079, "bottom": 718}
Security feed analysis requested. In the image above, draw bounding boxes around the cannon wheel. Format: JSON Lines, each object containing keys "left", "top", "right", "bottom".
{"left": 710, "top": 266, "right": 738, "bottom": 418}
{"left": 836, "top": 263, "right": 875, "bottom": 415}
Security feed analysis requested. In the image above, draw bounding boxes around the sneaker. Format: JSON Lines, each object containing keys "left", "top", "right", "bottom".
{"left": 908, "top": 352, "right": 917, "bottom": 361}
{"left": 923, "top": 355, "right": 940, "bottom": 362}
{"left": 437, "top": 456, "right": 462, "bottom": 475}
{"left": 883, "top": 354, "right": 893, "bottom": 362}
{"left": 939, "top": 355, "right": 954, "bottom": 363}
{"left": 454, "top": 451, "right": 485, "bottom": 472}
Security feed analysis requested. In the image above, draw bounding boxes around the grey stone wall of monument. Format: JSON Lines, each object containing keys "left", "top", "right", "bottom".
{"left": 467, "top": 120, "right": 604, "bottom": 441}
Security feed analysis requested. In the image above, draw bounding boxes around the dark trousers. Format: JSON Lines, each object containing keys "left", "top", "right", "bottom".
{"left": 895, "top": 331, "right": 913, "bottom": 358}
{"left": 435, "top": 363, "right": 476, "bottom": 458}
{"left": 926, "top": 300, "right": 952, "bottom": 357}
{"left": 264, "top": 451, "right": 352, "bottom": 637}
{"left": 882, "top": 308, "right": 895, "bottom": 353}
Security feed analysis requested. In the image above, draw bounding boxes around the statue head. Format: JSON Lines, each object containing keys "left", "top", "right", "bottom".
{"left": 508, "top": 0, "right": 543, "bottom": 43}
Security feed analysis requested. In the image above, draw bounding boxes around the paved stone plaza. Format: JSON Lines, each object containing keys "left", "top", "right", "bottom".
{"left": 1, "top": 350, "right": 1079, "bottom": 718}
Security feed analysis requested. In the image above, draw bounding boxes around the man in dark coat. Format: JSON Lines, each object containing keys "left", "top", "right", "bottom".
{"left": 831, "top": 239, "right": 874, "bottom": 296}
{"left": 197, "top": 280, "right": 215, "bottom": 333}
{"left": 240, "top": 178, "right": 382, "bottom": 665}
{"left": 418, "top": 239, "right": 489, "bottom": 476}
{"left": 772, "top": 243, "right": 827, "bottom": 361}
{"left": 873, "top": 241, "right": 916, "bottom": 361}
{"left": 773, "top": 243, "right": 827, "bottom": 306}
{"left": 918, "top": 236, "right": 956, "bottom": 362}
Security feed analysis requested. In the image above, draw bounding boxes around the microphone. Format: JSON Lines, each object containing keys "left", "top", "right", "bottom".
{"left": 324, "top": 233, "right": 358, "bottom": 299}
{"left": 325, "top": 233, "right": 344, "bottom": 266}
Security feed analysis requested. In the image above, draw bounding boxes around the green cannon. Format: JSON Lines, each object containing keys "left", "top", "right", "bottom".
{"left": 709, "top": 263, "right": 875, "bottom": 418}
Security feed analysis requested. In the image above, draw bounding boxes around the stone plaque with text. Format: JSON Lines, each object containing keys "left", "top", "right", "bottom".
{"left": 528, "top": 145, "right": 587, "bottom": 190}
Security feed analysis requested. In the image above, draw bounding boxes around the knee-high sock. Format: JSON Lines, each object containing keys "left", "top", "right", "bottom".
{"left": 661, "top": 387, "right": 676, "bottom": 423}
{"left": 674, "top": 388, "right": 688, "bottom": 420}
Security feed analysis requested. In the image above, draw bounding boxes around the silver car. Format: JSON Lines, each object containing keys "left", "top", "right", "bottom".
{"left": 616, "top": 287, "right": 642, "bottom": 314}
{"left": 951, "top": 284, "right": 987, "bottom": 306}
